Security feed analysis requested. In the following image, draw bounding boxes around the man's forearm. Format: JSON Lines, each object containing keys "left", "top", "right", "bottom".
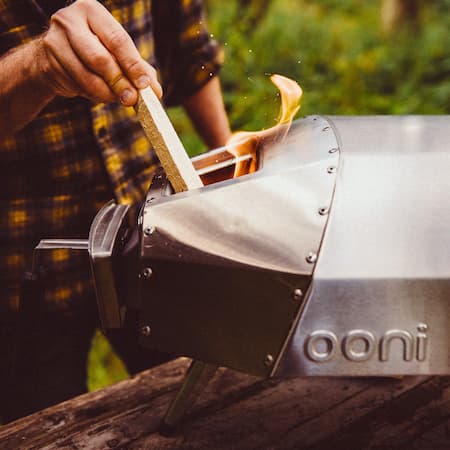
{"left": 183, "top": 77, "right": 231, "bottom": 149}
{"left": 0, "top": 39, "right": 55, "bottom": 137}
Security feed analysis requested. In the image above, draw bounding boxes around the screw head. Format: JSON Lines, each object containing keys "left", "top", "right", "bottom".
{"left": 264, "top": 354, "right": 275, "bottom": 367}
{"left": 417, "top": 323, "right": 428, "bottom": 333}
{"left": 141, "top": 325, "right": 151, "bottom": 337}
{"left": 292, "top": 288, "right": 303, "bottom": 302}
{"left": 327, "top": 166, "right": 337, "bottom": 174}
{"left": 318, "top": 207, "right": 329, "bottom": 216}
{"left": 141, "top": 267, "right": 153, "bottom": 279}
{"left": 306, "top": 252, "right": 318, "bottom": 264}
{"left": 144, "top": 226, "right": 155, "bottom": 236}
{"left": 329, "top": 147, "right": 338, "bottom": 154}
{"left": 322, "top": 126, "right": 330, "bottom": 132}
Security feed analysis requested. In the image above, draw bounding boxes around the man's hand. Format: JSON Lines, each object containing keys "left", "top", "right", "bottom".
{"left": 35, "top": 0, "right": 162, "bottom": 106}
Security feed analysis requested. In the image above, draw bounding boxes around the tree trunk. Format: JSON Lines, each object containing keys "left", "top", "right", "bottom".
{"left": 381, "top": 0, "right": 420, "bottom": 34}
{"left": 236, "top": 0, "right": 273, "bottom": 37}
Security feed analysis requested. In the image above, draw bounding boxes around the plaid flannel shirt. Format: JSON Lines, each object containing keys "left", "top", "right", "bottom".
{"left": 0, "top": 0, "right": 223, "bottom": 318}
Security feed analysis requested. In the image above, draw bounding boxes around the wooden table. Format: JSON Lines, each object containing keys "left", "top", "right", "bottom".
{"left": 1, "top": 358, "right": 450, "bottom": 449}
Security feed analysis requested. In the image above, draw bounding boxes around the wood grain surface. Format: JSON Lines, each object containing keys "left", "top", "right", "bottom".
{"left": 1, "top": 358, "right": 449, "bottom": 449}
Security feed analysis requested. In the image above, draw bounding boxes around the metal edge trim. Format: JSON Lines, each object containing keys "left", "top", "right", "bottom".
{"left": 270, "top": 115, "right": 341, "bottom": 377}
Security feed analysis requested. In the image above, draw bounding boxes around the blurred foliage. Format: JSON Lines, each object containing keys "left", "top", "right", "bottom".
{"left": 169, "top": 0, "right": 450, "bottom": 155}
{"left": 87, "top": 330, "right": 129, "bottom": 391}
{"left": 89, "top": 0, "right": 449, "bottom": 390}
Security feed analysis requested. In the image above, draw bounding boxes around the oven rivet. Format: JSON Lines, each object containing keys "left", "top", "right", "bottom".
{"left": 329, "top": 147, "right": 338, "bottom": 154}
{"left": 144, "top": 226, "right": 155, "bottom": 236}
{"left": 327, "top": 166, "right": 337, "bottom": 174}
{"left": 322, "top": 126, "right": 330, "bottom": 132}
{"left": 141, "top": 325, "right": 151, "bottom": 337}
{"left": 318, "top": 207, "right": 329, "bottom": 216}
{"left": 292, "top": 288, "right": 303, "bottom": 302}
{"left": 417, "top": 323, "right": 428, "bottom": 332}
{"left": 306, "top": 252, "right": 318, "bottom": 264}
{"left": 264, "top": 354, "right": 274, "bottom": 367}
{"left": 141, "top": 267, "right": 153, "bottom": 279}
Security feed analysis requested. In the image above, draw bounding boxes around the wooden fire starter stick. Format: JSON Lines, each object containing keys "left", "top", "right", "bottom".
{"left": 135, "top": 87, "right": 203, "bottom": 193}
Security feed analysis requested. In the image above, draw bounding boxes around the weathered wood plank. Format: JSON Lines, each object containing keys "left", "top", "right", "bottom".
{"left": 1, "top": 358, "right": 449, "bottom": 450}
{"left": 310, "top": 376, "right": 450, "bottom": 450}
{"left": 410, "top": 414, "right": 450, "bottom": 450}
{"left": 0, "top": 359, "right": 191, "bottom": 449}
{"left": 130, "top": 376, "right": 425, "bottom": 450}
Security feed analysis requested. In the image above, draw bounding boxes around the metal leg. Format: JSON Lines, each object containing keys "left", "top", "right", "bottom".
{"left": 161, "top": 360, "right": 218, "bottom": 431}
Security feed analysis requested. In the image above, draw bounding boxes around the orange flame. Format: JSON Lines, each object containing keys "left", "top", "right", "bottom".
{"left": 226, "top": 74, "right": 303, "bottom": 177}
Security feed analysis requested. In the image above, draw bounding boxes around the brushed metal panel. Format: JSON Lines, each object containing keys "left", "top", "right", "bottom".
{"left": 141, "top": 116, "right": 339, "bottom": 275}
{"left": 276, "top": 279, "right": 450, "bottom": 376}
{"left": 277, "top": 115, "right": 450, "bottom": 376}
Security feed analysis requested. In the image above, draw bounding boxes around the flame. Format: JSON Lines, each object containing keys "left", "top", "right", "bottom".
{"left": 226, "top": 74, "right": 303, "bottom": 177}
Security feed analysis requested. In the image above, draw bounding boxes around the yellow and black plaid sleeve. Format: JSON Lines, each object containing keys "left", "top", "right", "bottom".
{"left": 152, "top": 0, "right": 224, "bottom": 106}
{"left": 0, "top": 0, "right": 156, "bottom": 315}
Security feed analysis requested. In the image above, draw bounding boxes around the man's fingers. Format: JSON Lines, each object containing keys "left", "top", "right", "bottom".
{"left": 43, "top": 26, "right": 116, "bottom": 103}
{"left": 85, "top": 2, "right": 162, "bottom": 97}
{"left": 65, "top": 29, "right": 138, "bottom": 105}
